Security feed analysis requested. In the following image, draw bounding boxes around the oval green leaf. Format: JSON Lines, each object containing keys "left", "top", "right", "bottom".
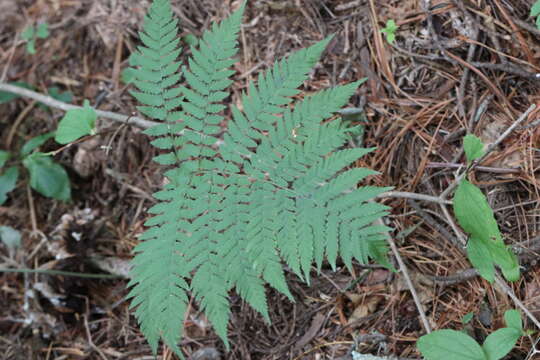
{"left": 467, "top": 237, "right": 495, "bottom": 283}
{"left": 482, "top": 327, "right": 521, "bottom": 360}
{"left": 454, "top": 179, "right": 520, "bottom": 282}
{"left": 23, "top": 153, "right": 71, "bottom": 201}
{"left": 55, "top": 100, "right": 97, "bottom": 144}
{"left": 463, "top": 134, "right": 485, "bottom": 163}
{"left": 417, "top": 329, "right": 486, "bottom": 360}
{"left": 454, "top": 179, "right": 500, "bottom": 240}
{"left": 504, "top": 309, "right": 522, "bottom": 332}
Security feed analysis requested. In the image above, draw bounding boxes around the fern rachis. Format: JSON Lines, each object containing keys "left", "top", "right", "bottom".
{"left": 127, "top": 0, "right": 391, "bottom": 356}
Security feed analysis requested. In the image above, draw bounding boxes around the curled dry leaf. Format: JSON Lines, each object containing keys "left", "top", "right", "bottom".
{"left": 347, "top": 295, "right": 383, "bottom": 324}
{"left": 72, "top": 137, "right": 100, "bottom": 178}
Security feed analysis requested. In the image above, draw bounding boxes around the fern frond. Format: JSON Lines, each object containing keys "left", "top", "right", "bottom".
{"left": 128, "top": 0, "right": 392, "bottom": 356}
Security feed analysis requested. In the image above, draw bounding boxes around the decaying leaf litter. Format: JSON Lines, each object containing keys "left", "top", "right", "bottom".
{"left": 1, "top": 0, "right": 540, "bottom": 358}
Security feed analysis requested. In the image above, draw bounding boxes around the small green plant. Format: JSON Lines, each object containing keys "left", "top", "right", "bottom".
{"left": 381, "top": 19, "right": 398, "bottom": 44}
{"left": 417, "top": 309, "right": 524, "bottom": 360}
{"left": 127, "top": 0, "right": 392, "bottom": 356}
{"left": 453, "top": 134, "right": 519, "bottom": 283}
{"left": 0, "top": 134, "right": 71, "bottom": 203}
{"left": 531, "top": 0, "right": 540, "bottom": 29}
{"left": 0, "top": 96, "right": 97, "bottom": 204}
{"left": 21, "top": 23, "right": 49, "bottom": 55}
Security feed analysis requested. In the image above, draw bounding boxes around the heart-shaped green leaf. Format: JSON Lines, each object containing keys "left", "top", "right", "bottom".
{"left": 55, "top": 100, "right": 97, "bottom": 144}
{"left": 23, "top": 153, "right": 70, "bottom": 201}
{"left": 463, "top": 134, "right": 485, "bottom": 163}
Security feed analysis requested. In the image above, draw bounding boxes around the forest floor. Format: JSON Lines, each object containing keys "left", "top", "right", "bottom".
{"left": 1, "top": 0, "right": 540, "bottom": 359}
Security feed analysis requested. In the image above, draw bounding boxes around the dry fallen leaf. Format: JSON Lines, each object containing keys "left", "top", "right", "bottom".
{"left": 347, "top": 295, "right": 383, "bottom": 324}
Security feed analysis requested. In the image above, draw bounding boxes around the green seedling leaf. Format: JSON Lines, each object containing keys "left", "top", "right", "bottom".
{"left": 467, "top": 236, "right": 495, "bottom": 283}
{"left": 36, "top": 23, "right": 49, "bottom": 38}
{"left": 0, "top": 151, "right": 10, "bottom": 168}
{"left": 55, "top": 100, "right": 97, "bottom": 144}
{"left": 482, "top": 327, "right": 522, "bottom": 360}
{"left": 454, "top": 179, "right": 520, "bottom": 282}
{"left": 491, "top": 244, "right": 520, "bottom": 282}
{"left": 20, "top": 131, "right": 56, "bottom": 157}
{"left": 463, "top": 312, "right": 474, "bottom": 324}
{"left": 23, "top": 153, "right": 70, "bottom": 201}
{"left": 504, "top": 310, "right": 522, "bottom": 332}
{"left": 463, "top": 134, "right": 485, "bottom": 163}
{"left": 27, "top": 40, "right": 37, "bottom": 55}
{"left": 454, "top": 179, "right": 500, "bottom": 240}
{"left": 0, "top": 166, "right": 19, "bottom": 205}
{"left": 531, "top": 0, "right": 540, "bottom": 17}
{"left": 0, "top": 82, "right": 33, "bottom": 104}
{"left": 381, "top": 19, "right": 398, "bottom": 44}
{"left": 417, "top": 329, "right": 486, "bottom": 360}
{"left": 21, "top": 23, "right": 49, "bottom": 55}
{"left": 21, "top": 25, "right": 35, "bottom": 40}
{"left": 120, "top": 67, "right": 137, "bottom": 84}
{"left": 0, "top": 226, "right": 21, "bottom": 252}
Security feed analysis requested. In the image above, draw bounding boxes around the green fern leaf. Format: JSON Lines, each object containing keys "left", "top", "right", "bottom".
{"left": 128, "top": 0, "right": 391, "bottom": 356}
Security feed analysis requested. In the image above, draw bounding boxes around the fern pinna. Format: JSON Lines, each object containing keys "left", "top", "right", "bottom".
{"left": 127, "top": 0, "right": 391, "bottom": 356}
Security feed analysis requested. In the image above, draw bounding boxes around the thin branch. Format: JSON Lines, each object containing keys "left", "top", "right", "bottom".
{"left": 387, "top": 235, "right": 432, "bottom": 333}
{"left": 494, "top": 274, "right": 540, "bottom": 329}
{"left": 426, "top": 162, "right": 521, "bottom": 174}
{"left": 376, "top": 209, "right": 432, "bottom": 334}
{"left": 379, "top": 191, "right": 452, "bottom": 205}
{"left": 475, "top": 104, "right": 536, "bottom": 166}
{"left": 0, "top": 267, "right": 122, "bottom": 279}
{"left": 84, "top": 315, "right": 109, "bottom": 360}
{"left": 0, "top": 82, "right": 157, "bottom": 129}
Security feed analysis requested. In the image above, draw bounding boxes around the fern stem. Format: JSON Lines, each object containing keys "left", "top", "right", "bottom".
{"left": 0, "top": 82, "right": 158, "bottom": 129}
{"left": 0, "top": 267, "right": 122, "bottom": 279}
